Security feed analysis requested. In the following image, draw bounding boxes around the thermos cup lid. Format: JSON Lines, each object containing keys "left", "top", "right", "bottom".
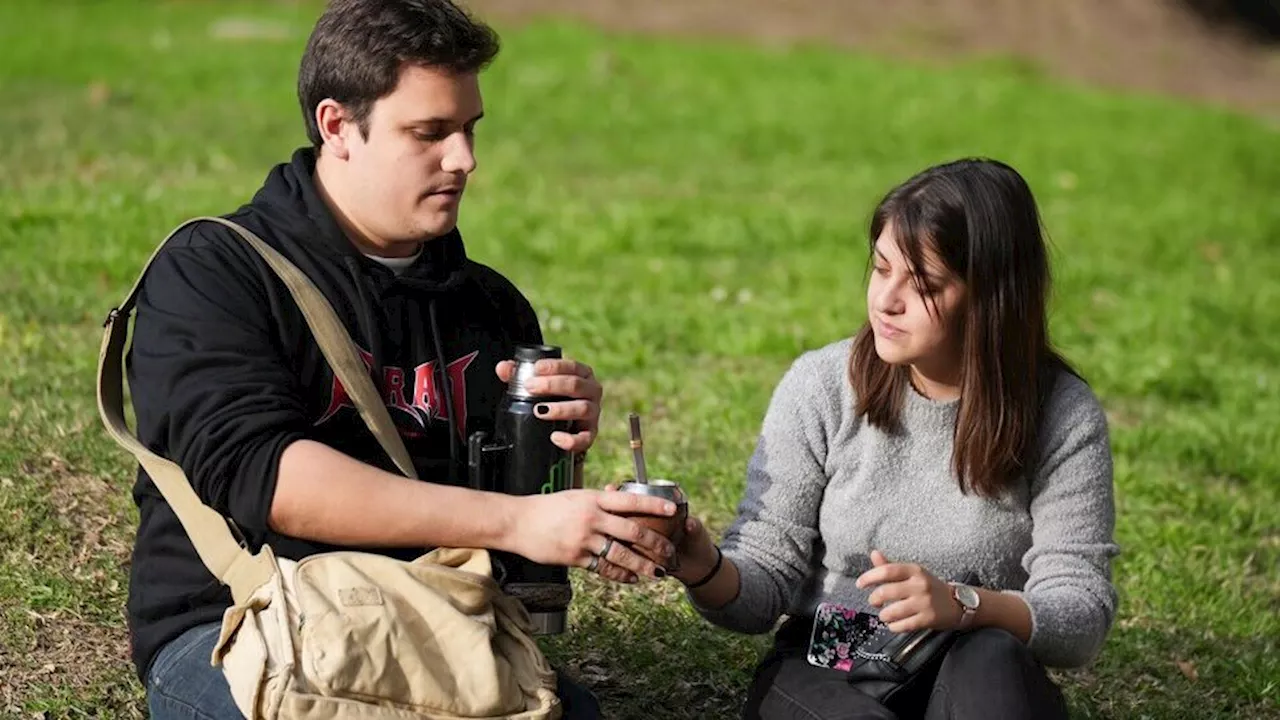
{"left": 514, "top": 344, "right": 562, "bottom": 362}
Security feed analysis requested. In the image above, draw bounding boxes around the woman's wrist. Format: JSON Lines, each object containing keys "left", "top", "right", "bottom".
{"left": 969, "top": 588, "right": 1032, "bottom": 643}
{"left": 676, "top": 544, "right": 723, "bottom": 588}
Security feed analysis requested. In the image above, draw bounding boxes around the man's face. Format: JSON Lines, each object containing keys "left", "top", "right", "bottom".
{"left": 340, "top": 65, "right": 483, "bottom": 247}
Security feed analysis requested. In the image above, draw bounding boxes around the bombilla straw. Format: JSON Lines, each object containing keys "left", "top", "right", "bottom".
{"left": 628, "top": 412, "right": 649, "bottom": 485}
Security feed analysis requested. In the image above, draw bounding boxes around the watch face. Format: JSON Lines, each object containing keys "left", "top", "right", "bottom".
{"left": 955, "top": 584, "right": 980, "bottom": 609}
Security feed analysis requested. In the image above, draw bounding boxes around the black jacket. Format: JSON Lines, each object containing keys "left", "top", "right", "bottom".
{"left": 125, "top": 148, "right": 541, "bottom": 679}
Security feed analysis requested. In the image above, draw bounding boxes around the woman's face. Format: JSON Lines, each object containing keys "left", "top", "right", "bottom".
{"left": 866, "top": 225, "right": 967, "bottom": 378}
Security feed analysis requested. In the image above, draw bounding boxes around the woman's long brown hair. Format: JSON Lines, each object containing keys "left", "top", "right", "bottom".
{"left": 850, "top": 158, "right": 1074, "bottom": 497}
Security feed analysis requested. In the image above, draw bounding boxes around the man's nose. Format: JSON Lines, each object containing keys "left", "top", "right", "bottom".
{"left": 441, "top": 132, "right": 476, "bottom": 175}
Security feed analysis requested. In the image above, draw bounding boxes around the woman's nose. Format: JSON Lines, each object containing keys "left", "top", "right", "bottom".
{"left": 874, "top": 279, "right": 905, "bottom": 315}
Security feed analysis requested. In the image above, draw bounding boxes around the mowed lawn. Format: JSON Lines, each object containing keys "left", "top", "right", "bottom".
{"left": 1, "top": 1, "right": 1277, "bottom": 718}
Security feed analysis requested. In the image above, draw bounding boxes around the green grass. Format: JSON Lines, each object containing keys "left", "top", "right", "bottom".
{"left": 2, "top": 1, "right": 1278, "bottom": 718}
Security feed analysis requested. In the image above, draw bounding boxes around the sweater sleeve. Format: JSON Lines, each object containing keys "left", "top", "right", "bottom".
{"left": 128, "top": 224, "right": 309, "bottom": 540}
{"left": 692, "top": 351, "right": 837, "bottom": 633}
{"left": 1010, "top": 375, "right": 1121, "bottom": 668}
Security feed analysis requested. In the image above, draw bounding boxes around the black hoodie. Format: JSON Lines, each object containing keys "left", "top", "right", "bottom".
{"left": 125, "top": 148, "right": 541, "bottom": 680}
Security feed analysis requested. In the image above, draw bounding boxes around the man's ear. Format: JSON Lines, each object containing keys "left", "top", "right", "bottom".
{"left": 316, "top": 99, "right": 353, "bottom": 160}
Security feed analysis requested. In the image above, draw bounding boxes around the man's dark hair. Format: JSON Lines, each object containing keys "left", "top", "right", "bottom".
{"left": 298, "top": 0, "right": 500, "bottom": 148}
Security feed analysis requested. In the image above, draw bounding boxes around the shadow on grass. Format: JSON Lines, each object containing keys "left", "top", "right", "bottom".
{"left": 540, "top": 576, "right": 770, "bottom": 720}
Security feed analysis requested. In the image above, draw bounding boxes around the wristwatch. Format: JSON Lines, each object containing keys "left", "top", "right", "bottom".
{"left": 949, "top": 582, "right": 980, "bottom": 630}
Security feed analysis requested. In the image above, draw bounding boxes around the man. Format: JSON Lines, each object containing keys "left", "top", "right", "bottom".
{"left": 127, "top": 1, "right": 676, "bottom": 717}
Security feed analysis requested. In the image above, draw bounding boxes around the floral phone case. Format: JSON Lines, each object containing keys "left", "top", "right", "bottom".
{"left": 806, "top": 601, "right": 893, "bottom": 671}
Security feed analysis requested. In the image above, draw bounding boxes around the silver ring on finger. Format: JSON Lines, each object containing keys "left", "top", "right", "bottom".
{"left": 596, "top": 537, "right": 615, "bottom": 558}
{"left": 586, "top": 555, "right": 600, "bottom": 573}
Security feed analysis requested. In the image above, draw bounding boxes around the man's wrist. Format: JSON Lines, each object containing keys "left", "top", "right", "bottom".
{"left": 488, "top": 492, "right": 523, "bottom": 553}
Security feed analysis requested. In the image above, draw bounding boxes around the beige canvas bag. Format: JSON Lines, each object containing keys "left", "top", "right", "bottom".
{"left": 98, "top": 217, "right": 563, "bottom": 720}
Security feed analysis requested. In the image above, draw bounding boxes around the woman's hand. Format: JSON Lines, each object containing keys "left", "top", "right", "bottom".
{"left": 669, "top": 515, "right": 720, "bottom": 585}
{"left": 856, "top": 550, "right": 962, "bottom": 632}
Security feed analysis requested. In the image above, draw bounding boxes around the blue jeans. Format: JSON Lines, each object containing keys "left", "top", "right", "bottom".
{"left": 147, "top": 623, "right": 603, "bottom": 719}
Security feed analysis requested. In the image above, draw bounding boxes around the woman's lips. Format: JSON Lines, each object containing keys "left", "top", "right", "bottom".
{"left": 875, "top": 317, "right": 906, "bottom": 339}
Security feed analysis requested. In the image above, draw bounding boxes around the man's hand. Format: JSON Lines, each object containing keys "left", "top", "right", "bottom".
{"left": 602, "top": 483, "right": 710, "bottom": 571}
{"left": 855, "top": 550, "right": 963, "bottom": 632}
{"left": 503, "top": 489, "right": 677, "bottom": 584}
{"left": 496, "top": 358, "right": 601, "bottom": 452}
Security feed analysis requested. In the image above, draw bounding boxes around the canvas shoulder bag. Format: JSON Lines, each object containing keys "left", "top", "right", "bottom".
{"left": 97, "top": 217, "right": 562, "bottom": 720}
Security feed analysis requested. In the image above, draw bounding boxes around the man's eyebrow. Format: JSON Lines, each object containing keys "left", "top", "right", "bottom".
{"left": 408, "top": 112, "right": 485, "bottom": 126}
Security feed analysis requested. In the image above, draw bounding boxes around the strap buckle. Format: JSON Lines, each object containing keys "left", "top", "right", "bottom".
{"left": 103, "top": 307, "right": 121, "bottom": 328}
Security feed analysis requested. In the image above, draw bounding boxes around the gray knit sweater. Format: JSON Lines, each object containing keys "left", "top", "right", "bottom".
{"left": 695, "top": 339, "right": 1119, "bottom": 668}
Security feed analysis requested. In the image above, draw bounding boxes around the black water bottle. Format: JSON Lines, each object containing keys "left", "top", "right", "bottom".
{"left": 468, "top": 344, "right": 576, "bottom": 634}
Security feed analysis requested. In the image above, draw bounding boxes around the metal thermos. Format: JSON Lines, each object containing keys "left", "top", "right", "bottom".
{"left": 468, "top": 344, "right": 576, "bottom": 634}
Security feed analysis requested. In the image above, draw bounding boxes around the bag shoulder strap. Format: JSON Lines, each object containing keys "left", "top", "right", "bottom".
{"left": 97, "top": 216, "right": 418, "bottom": 602}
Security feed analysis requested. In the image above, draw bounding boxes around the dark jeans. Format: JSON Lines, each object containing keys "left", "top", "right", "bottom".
{"left": 147, "top": 622, "right": 602, "bottom": 719}
{"left": 742, "top": 625, "right": 1068, "bottom": 720}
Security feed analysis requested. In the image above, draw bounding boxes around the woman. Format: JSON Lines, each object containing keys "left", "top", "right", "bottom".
{"left": 671, "top": 158, "right": 1119, "bottom": 719}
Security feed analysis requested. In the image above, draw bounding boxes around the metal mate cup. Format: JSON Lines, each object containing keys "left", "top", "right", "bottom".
{"left": 617, "top": 479, "right": 689, "bottom": 565}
